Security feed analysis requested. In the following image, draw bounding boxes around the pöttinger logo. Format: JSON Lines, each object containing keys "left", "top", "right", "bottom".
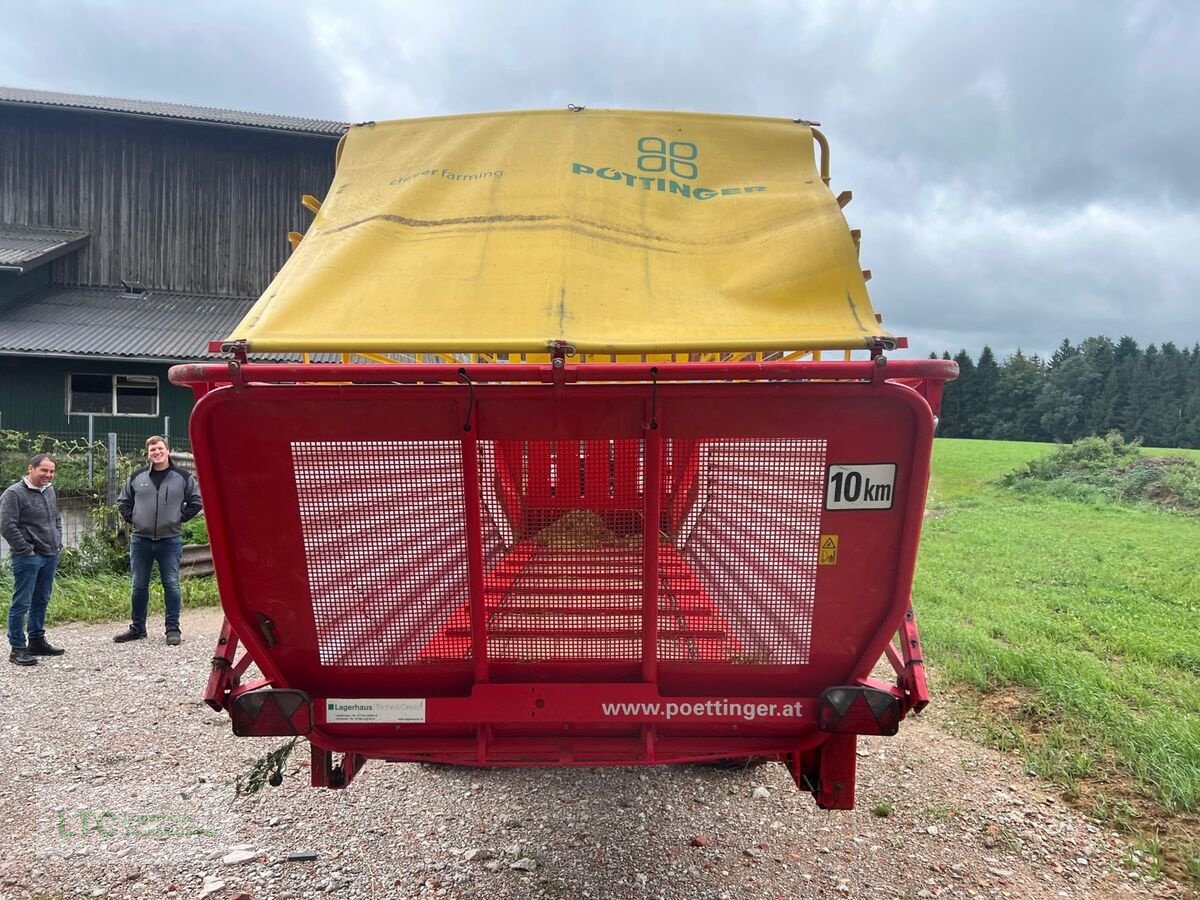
{"left": 570, "top": 133, "right": 766, "bottom": 201}
{"left": 637, "top": 137, "right": 698, "bottom": 180}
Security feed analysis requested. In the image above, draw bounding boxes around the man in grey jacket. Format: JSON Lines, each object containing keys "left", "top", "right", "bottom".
{"left": 114, "top": 436, "right": 202, "bottom": 646}
{"left": 1, "top": 453, "right": 65, "bottom": 666}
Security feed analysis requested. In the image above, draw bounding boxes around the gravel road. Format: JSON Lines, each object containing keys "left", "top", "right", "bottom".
{"left": 0, "top": 608, "right": 1187, "bottom": 899}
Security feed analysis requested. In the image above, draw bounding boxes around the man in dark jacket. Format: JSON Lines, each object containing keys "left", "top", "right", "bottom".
{"left": 1, "top": 453, "right": 65, "bottom": 665}
{"left": 114, "top": 436, "right": 202, "bottom": 646}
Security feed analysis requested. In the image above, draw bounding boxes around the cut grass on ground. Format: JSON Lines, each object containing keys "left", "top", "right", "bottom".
{"left": 918, "top": 437, "right": 1200, "bottom": 883}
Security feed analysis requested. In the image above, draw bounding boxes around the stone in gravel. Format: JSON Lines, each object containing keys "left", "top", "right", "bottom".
{"left": 509, "top": 857, "right": 537, "bottom": 872}
{"left": 230, "top": 894, "right": 253, "bottom": 900}
{"left": 198, "top": 880, "right": 226, "bottom": 898}
{"left": 690, "top": 835, "right": 711, "bottom": 847}
{"left": 286, "top": 851, "right": 318, "bottom": 862}
{"left": 743, "top": 847, "right": 764, "bottom": 858}
{"left": 463, "top": 849, "right": 494, "bottom": 862}
{"left": 222, "top": 849, "right": 258, "bottom": 865}
{"left": 751, "top": 786, "right": 770, "bottom": 800}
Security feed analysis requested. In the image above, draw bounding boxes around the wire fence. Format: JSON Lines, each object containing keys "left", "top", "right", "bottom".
{"left": 0, "top": 429, "right": 197, "bottom": 561}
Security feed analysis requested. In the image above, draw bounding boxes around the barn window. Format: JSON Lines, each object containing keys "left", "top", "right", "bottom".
{"left": 67, "top": 374, "right": 159, "bottom": 417}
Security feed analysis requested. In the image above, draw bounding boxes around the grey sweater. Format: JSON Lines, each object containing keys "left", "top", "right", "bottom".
{"left": 0, "top": 479, "right": 64, "bottom": 555}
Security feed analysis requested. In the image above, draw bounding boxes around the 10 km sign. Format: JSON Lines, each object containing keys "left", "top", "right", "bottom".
{"left": 825, "top": 464, "right": 897, "bottom": 510}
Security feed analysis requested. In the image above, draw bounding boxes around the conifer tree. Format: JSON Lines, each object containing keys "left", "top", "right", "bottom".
{"left": 941, "top": 350, "right": 976, "bottom": 437}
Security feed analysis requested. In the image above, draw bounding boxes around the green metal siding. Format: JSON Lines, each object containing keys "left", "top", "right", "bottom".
{"left": 0, "top": 355, "right": 195, "bottom": 450}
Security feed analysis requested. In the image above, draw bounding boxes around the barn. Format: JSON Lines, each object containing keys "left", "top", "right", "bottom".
{"left": 0, "top": 86, "right": 342, "bottom": 450}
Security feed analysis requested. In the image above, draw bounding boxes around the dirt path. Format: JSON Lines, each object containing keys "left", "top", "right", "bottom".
{"left": 0, "top": 608, "right": 1187, "bottom": 899}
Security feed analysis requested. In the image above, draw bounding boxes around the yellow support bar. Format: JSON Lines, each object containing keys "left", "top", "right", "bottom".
{"left": 353, "top": 352, "right": 403, "bottom": 365}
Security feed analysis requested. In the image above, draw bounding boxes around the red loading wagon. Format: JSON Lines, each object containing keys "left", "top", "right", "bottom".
{"left": 172, "top": 109, "right": 957, "bottom": 808}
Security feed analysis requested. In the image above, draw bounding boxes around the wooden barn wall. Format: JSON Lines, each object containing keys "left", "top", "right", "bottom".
{"left": 0, "top": 107, "right": 337, "bottom": 296}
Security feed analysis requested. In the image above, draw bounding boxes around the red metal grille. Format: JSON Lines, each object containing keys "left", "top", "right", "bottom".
{"left": 292, "top": 440, "right": 470, "bottom": 666}
{"left": 477, "top": 439, "right": 646, "bottom": 661}
{"left": 293, "top": 435, "right": 824, "bottom": 667}
{"left": 669, "top": 439, "right": 826, "bottom": 664}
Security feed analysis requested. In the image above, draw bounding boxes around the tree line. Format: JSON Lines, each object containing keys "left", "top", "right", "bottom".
{"left": 935, "top": 336, "right": 1200, "bottom": 448}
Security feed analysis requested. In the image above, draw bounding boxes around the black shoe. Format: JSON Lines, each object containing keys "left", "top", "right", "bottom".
{"left": 9, "top": 648, "right": 37, "bottom": 666}
{"left": 166, "top": 631, "right": 182, "bottom": 646}
{"left": 113, "top": 627, "right": 148, "bottom": 643}
{"left": 27, "top": 636, "right": 65, "bottom": 656}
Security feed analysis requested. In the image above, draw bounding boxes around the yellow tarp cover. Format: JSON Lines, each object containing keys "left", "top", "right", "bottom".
{"left": 230, "top": 109, "right": 891, "bottom": 354}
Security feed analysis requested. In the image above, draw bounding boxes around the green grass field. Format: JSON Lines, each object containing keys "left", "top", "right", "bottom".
{"left": 918, "top": 438, "right": 1200, "bottom": 879}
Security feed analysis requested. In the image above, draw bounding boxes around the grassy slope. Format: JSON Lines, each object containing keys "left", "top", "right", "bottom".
{"left": 917, "top": 438, "right": 1200, "bottom": 874}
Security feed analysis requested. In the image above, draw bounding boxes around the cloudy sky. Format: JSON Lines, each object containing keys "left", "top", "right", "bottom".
{"left": 2, "top": 0, "right": 1196, "bottom": 360}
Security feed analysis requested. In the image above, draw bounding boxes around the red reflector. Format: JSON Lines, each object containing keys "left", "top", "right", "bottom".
{"left": 232, "top": 690, "right": 313, "bottom": 736}
{"left": 817, "top": 687, "right": 901, "bottom": 736}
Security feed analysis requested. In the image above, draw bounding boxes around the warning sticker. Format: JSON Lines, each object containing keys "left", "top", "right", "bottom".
{"left": 825, "top": 464, "right": 897, "bottom": 510}
{"left": 325, "top": 699, "right": 426, "bottom": 723}
{"left": 819, "top": 534, "right": 839, "bottom": 566}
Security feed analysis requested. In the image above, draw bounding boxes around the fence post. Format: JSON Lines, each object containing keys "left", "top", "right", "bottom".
{"left": 87, "top": 416, "right": 95, "bottom": 487}
{"left": 106, "top": 433, "right": 119, "bottom": 506}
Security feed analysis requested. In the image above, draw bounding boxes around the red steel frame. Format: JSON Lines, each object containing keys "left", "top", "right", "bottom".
{"left": 174, "top": 357, "right": 955, "bottom": 805}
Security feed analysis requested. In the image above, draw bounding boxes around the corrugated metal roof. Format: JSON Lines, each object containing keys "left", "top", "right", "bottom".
{"left": 0, "top": 285, "right": 371, "bottom": 363}
{"left": 0, "top": 285, "right": 257, "bottom": 361}
{"left": 0, "top": 85, "right": 346, "bottom": 137}
{"left": 0, "top": 224, "right": 90, "bottom": 272}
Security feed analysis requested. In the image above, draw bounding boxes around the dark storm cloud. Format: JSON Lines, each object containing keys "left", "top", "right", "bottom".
{"left": 2, "top": 0, "right": 1197, "bottom": 358}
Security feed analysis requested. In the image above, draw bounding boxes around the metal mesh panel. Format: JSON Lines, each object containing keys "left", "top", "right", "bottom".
{"left": 292, "top": 436, "right": 823, "bottom": 668}
{"left": 479, "top": 439, "right": 646, "bottom": 661}
{"left": 670, "top": 439, "right": 826, "bottom": 664}
{"left": 292, "top": 440, "right": 470, "bottom": 666}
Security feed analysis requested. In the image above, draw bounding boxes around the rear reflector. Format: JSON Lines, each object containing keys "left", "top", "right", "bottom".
{"left": 232, "top": 689, "right": 313, "bottom": 736}
{"left": 817, "top": 686, "right": 901, "bottom": 736}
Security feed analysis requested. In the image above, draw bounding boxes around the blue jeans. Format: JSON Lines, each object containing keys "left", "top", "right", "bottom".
{"left": 129, "top": 535, "right": 183, "bottom": 634}
{"left": 8, "top": 552, "right": 59, "bottom": 649}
